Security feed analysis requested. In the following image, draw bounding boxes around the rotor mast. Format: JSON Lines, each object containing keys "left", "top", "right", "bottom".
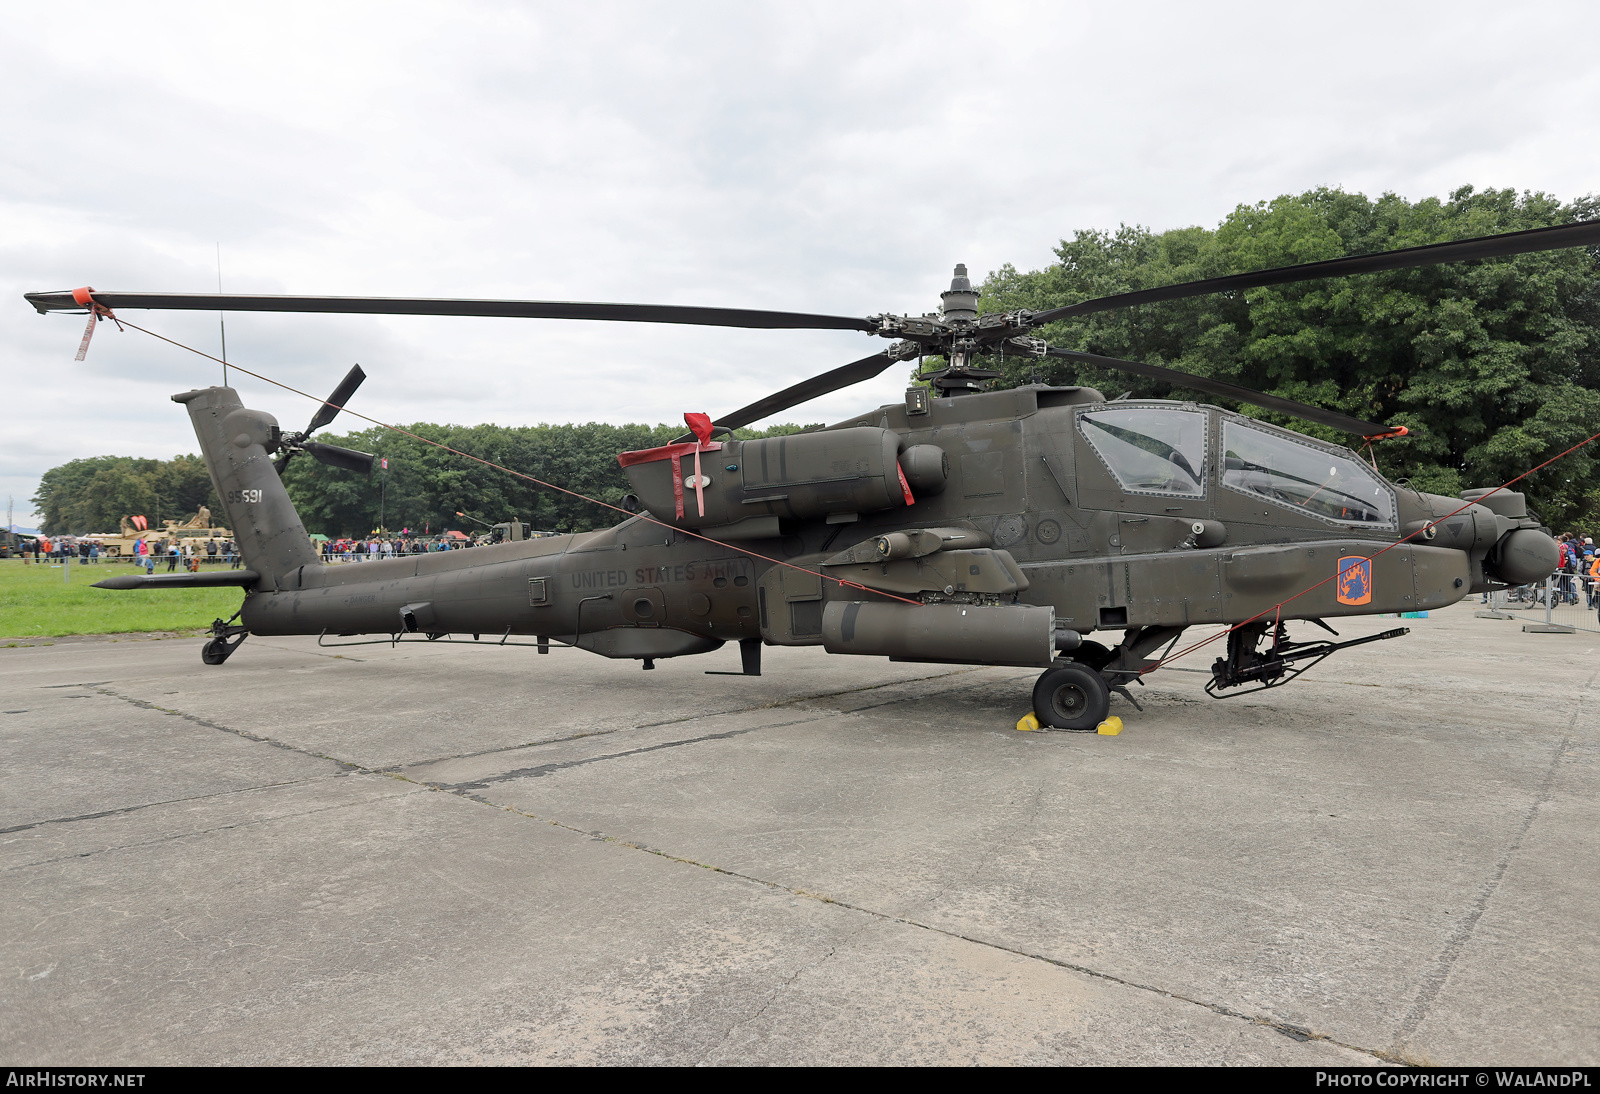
{"left": 924, "top": 264, "right": 1002, "bottom": 397}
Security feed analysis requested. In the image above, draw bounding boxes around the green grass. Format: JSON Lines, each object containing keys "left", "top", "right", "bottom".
{"left": 0, "top": 558, "right": 245, "bottom": 637}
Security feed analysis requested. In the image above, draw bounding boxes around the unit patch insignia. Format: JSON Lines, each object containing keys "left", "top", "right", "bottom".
{"left": 1336, "top": 555, "right": 1373, "bottom": 606}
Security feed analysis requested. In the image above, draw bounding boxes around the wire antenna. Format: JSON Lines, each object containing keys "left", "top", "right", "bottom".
{"left": 216, "top": 243, "right": 228, "bottom": 387}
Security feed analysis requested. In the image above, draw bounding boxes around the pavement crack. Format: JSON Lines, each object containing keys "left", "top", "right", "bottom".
{"left": 90, "top": 686, "right": 366, "bottom": 772}
{"left": 1390, "top": 692, "right": 1583, "bottom": 1050}
{"left": 7, "top": 791, "right": 427, "bottom": 870}
{"left": 437, "top": 715, "right": 834, "bottom": 790}
{"left": 0, "top": 778, "right": 317, "bottom": 835}
{"left": 696, "top": 921, "right": 870, "bottom": 1064}
{"left": 630, "top": 668, "right": 979, "bottom": 729}
{"left": 248, "top": 641, "right": 365, "bottom": 662}
{"left": 444, "top": 796, "right": 1389, "bottom": 1063}
{"left": 383, "top": 728, "right": 622, "bottom": 769}
{"left": 423, "top": 674, "right": 1016, "bottom": 791}
{"left": 831, "top": 672, "right": 1031, "bottom": 716}
{"left": 385, "top": 669, "right": 977, "bottom": 772}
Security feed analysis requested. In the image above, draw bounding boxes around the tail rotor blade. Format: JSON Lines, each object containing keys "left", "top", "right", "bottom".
{"left": 273, "top": 450, "right": 295, "bottom": 477}
{"left": 303, "top": 441, "right": 376, "bottom": 475}
{"left": 306, "top": 364, "right": 367, "bottom": 434}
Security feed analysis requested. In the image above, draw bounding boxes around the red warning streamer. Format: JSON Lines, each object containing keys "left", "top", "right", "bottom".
{"left": 70, "top": 287, "right": 123, "bottom": 362}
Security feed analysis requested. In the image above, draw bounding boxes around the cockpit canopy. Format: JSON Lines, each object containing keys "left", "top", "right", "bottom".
{"left": 1076, "top": 405, "right": 1396, "bottom": 527}
{"left": 1220, "top": 419, "right": 1394, "bottom": 527}
{"left": 1079, "top": 407, "right": 1207, "bottom": 498}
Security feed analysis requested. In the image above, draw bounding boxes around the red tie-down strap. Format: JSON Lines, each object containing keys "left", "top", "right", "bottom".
{"left": 670, "top": 452, "right": 686, "bottom": 520}
{"left": 684, "top": 412, "right": 714, "bottom": 519}
{"left": 69, "top": 287, "right": 123, "bottom": 362}
{"left": 616, "top": 439, "right": 726, "bottom": 521}
{"left": 897, "top": 462, "right": 915, "bottom": 506}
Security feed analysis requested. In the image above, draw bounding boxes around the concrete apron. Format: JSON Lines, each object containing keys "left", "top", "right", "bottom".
{"left": 0, "top": 603, "right": 1593, "bottom": 1065}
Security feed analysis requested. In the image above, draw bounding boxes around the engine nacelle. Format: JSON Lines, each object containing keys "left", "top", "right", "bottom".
{"left": 619, "top": 427, "right": 926, "bottom": 531}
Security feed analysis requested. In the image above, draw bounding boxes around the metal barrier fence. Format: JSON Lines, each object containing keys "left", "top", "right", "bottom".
{"left": 1477, "top": 576, "right": 1600, "bottom": 634}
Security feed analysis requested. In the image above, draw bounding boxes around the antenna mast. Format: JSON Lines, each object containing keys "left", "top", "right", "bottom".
{"left": 216, "top": 243, "right": 228, "bottom": 387}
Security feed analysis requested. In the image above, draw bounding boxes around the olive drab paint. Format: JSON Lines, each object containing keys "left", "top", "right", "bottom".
{"left": 135, "top": 380, "right": 1555, "bottom": 698}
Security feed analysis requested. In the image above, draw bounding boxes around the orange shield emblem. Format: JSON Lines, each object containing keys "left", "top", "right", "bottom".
{"left": 1336, "top": 556, "right": 1372, "bottom": 606}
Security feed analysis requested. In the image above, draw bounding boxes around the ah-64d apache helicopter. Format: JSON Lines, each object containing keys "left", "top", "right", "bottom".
{"left": 26, "top": 221, "right": 1590, "bottom": 728}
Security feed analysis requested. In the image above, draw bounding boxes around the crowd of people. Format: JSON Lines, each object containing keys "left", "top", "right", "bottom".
{"left": 1538, "top": 532, "right": 1599, "bottom": 609}
{"left": 320, "top": 536, "right": 469, "bottom": 561}
{"left": 8, "top": 531, "right": 494, "bottom": 569}
{"left": 1490, "top": 531, "right": 1598, "bottom": 610}
{"left": 15, "top": 534, "right": 244, "bottom": 573}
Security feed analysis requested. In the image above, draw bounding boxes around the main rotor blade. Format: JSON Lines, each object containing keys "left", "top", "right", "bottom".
{"left": 23, "top": 290, "right": 879, "bottom": 333}
{"left": 713, "top": 351, "right": 898, "bottom": 432}
{"left": 1044, "top": 346, "right": 1396, "bottom": 437}
{"left": 306, "top": 364, "right": 366, "bottom": 434}
{"left": 1032, "top": 220, "right": 1600, "bottom": 324}
{"left": 303, "top": 441, "right": 376, "bottom": 475}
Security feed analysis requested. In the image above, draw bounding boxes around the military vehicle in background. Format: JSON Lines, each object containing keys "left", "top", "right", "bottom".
{"left": 481, "top": 520, "right": 559, "bottom": 545}
{"left": 452, "top": 512, "right": 556, "bottom": 546}
{"left": 86, "top": 508, "right": 234, "bottom": 559}
{"left": 0, "top": 529, "right": 38, "bottom": 559}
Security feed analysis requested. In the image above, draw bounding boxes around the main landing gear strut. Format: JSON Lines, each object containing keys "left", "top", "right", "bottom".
{"left": 1031, "top": 628, "right": 1173, "bottom": 731}
{"left": 1029, "top": 620, "right": 1410, "bottom": 729}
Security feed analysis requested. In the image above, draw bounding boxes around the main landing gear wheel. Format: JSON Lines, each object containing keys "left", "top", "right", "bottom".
{"left": 1032, "top": 661, "right": 1111, "bottom": 731}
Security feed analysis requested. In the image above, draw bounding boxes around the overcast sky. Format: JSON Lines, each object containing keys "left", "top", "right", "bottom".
{"left": 4, "top": 0, "right": 1597, "bottom": 527}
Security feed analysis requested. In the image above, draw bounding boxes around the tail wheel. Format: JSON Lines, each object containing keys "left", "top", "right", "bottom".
{"left": 200, "top": 625, "right": 247, "bottom": 666}
{"left": 1032, "top": 662, "right": 1111, "bottom": 731}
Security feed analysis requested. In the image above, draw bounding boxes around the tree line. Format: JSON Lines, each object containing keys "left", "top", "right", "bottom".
{"left": 278, "top": 421, "right": 817, "bottom": 537}
{"left": 32, "top": 455, "right": 221, "bottom": 537}
{"left": 32, "top": 184, "right": 1600, "bottom": 536}
{"left": 975, "top": 185, "right": 1600, "bottom": 527}
{"left": 31, "top": 423, "right": 816, "bottom": 537}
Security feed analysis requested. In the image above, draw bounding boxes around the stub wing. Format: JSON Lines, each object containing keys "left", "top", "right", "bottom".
{"left": 93, "top": 570, "right": 260, "bottom": 590}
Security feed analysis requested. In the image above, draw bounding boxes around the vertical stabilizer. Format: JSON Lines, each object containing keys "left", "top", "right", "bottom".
{"left": 173, "top": 386, "right": 319, "bottom": 586}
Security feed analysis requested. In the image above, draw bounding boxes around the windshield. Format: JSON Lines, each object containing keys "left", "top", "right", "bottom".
{"left": 1078, "top": 407, "right": 1207, "bottom": 497}
{"left": 1221, "top": 419, "right": 1394, "bottom": 526}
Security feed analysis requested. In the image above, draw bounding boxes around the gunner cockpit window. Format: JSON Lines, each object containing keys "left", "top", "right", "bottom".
{"left": 1221, "top": 419, "right": 1395, "bottom": 526}
{"left": 1078, "top": 407, "right": 1207, "bottom": 497}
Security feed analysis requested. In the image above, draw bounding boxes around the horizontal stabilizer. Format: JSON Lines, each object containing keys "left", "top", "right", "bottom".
{"left": 93, "top": 570, "right": 260, "bottom": 591}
